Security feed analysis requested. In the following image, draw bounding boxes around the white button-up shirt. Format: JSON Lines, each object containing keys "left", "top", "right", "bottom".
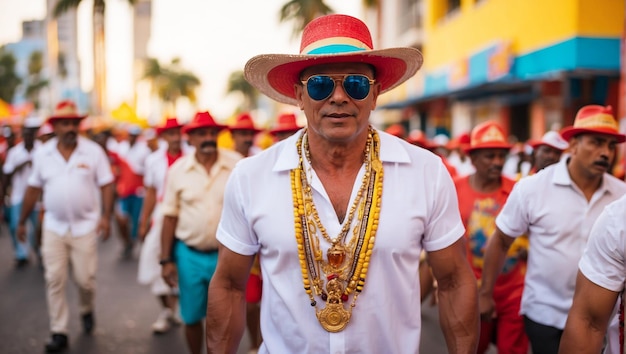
{"left": 496, "top": 157, "right": 626, "bottom": 329}
{"left": 28, "top": 136, "right": 114, "bottom": 237}
{"left": 579, "top": 194, "right": 626, "bottom": 354}
{"left": 2, "top": 140, "right": 41, "bottom": 205}
{"left": 217, "top": 130, "right": 465, "bottom": 354}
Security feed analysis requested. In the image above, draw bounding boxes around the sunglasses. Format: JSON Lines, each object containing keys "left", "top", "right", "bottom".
{"left": 301, "top": 74, "right": 376, "bottom": 101}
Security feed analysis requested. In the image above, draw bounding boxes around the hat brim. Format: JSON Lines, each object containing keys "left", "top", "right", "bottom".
{"left": 156, "top": 124, "right": 184, "bottom": 136}
{"left": 244, "top": 48, "right": 423, "bottom": 106}
{"left": 182, "top": 124, "right": 227, "bottom": 135}
{"left": 560, "top": 127, "right": 626, "bottom": 143}
{"left": 48, "top": 115, "right": 87, "bottom": 124}
{"left": 229, "top": 127, "right": 263, "bottom": 133}
{"left": 464, "top": 142, "right": 513, "bottom": 153}
{"left": 527, "top": 140, "right": 567, "bottom": 151}
{"left": 270, "top": 127, "right": 301, "bottom": 135}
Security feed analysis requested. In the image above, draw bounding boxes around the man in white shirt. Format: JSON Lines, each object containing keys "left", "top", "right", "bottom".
{"left": 206, "top": 14, "right": 478, "bottom": 354}
{"left": 2, "top": 116, "right": 42, "bottom": 267}
{"left": 559, "top": 193, "right": 626, "bottom": 354}
{"left": 17, "top": 100, "right": 114, "bottom": 353}
{"left": 479, "top": 104, "right": 626, "bottom": 354}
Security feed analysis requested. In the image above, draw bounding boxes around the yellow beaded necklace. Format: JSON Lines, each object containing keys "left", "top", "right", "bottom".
{"left": 291, "top": 127, "right": 383, "bottom": 332}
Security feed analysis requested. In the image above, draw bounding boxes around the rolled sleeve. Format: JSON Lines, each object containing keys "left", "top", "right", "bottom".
{"left": 495, "top": 181, "right": 528, "bottom": 238}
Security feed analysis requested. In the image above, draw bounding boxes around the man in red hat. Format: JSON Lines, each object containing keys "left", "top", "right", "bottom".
{"left": 17, "top": 100, "right": 115, "bottom": 352}
{"left": 207, "top": 14, "right": 478, "bottom": 354}
{"left": 229, "top": 112, "right": 263, "bottom": 157}
{"left": 159, "top": 111, "right": 241, "bottom": 354}
{"left": 269, "top": 112, "right": 302, "bottom": 142}
{"left": 526, "top": 131, "right": 569, "bottom": 174}
{"left": 479, "top": 105, "right": 626, "bottom": 354}
{"left": 453, "top": 121, "right": 528, "bottom": 354}
{"left": 137, "top": 117, "right": 187, "bottom": 334}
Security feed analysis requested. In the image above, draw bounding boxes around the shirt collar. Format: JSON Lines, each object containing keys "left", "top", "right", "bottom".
{"left": 552, "top": 156, "right": 612, "bottom": 195}
{"left": 272, "top": 128, "right": 411, "bottom": 172}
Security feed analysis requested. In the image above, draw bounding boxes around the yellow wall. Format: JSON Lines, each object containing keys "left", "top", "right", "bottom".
{"left": 423, "top": 0, "right": 625, "bottom": 69}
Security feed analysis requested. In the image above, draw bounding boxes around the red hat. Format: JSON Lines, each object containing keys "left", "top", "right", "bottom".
{"left": 385, "top": 123, "right": 407, "bottom": 138}
{"left": 244, "top": 14, "right": 423, "bottom": 106}
{"left": 407, "top": 129, "right": 433, "bottom": 149}
{"left": 560, "top": 105, "right": 625, "bottom": 143}
{"left": 465, "top": 121, "right": 512, "bottom": 153}
{"left": 182, "top": 111, "right": 226, "bottom": 134}
{"left": 270, "top": 113, "right": 301, "bottom": 135}
{"left": 156, "top": 117, "right": 184, "bottom": 136}
{"left": 229, "top": 113, "right": 262, "bottom": 133}
{"left": 47, "top": 100, "right": 87, "bottom": 124}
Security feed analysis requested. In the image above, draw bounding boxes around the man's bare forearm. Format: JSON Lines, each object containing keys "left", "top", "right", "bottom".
{"left": 437, "top": 268, "right": 479, "bottom": 353}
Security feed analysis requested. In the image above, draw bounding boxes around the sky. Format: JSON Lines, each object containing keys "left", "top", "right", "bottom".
{"left": 0, "top": 0, "right": 363, "bottom": 121}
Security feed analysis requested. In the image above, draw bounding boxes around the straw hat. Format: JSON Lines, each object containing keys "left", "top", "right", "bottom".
{"left": 528, "top": 131, "right": 569, "bottom": 151}
{"left": 182, "top": 111, "right": 227, "bottom": 134}
{"left": 270, "top": 113, "right": 301, "bottom": 135}
{"left": 48, "top": 100, "right": 87, "bottom": 124}
{"left": 465, "top": 121, "right": 512, "bottom": 153}
{"left": 560, "top": 105, "right": 625, "bottom": 143}
{"left": 244, "top": 14, "right": 423, "bottom": 105}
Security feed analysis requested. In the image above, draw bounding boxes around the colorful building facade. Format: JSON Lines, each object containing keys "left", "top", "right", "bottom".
{"left": 379, "top": 0, "right": 625, "bottom": 142}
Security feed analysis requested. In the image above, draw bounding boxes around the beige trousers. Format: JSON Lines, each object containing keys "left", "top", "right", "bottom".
{"left": 41, "top": 229, "right": 97, "bottom": 334}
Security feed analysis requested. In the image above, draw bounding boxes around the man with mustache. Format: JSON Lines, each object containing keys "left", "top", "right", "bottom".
{"left": 17, "top": 100, "right": 114, "bottom": 352}
{"left": 159, "top": 111, "right": 241, "bottom": 354}
{"left": 479, "top": 105, "right": 626, "bottom": 354}
{"left": 453, "top": 121, "right": 528, "bottom": 354}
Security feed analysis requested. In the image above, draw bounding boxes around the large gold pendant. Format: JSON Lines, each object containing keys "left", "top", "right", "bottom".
{"left": 316, "top": 277, "right": 351, "bottom": 332}
{"left": 317, "top": 302, "right": 351, "bottom": 332}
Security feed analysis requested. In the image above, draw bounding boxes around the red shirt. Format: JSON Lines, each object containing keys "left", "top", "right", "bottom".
{"left": 108, "top": 151, "right": 144, "bottom": 198}
{"left": 454, "top": 175, "right": 526, "bottom": 297}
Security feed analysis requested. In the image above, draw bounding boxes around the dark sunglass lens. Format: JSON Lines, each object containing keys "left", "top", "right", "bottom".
{"left": 343, "top": 75, "right": 370, "bottom": 100}
{"left": 307, "top": 76, "right": 335, "bottom": 101}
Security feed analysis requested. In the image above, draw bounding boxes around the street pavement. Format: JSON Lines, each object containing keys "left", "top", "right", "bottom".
{"left": 0, "top": 220, "right": 487, "bottom": 354}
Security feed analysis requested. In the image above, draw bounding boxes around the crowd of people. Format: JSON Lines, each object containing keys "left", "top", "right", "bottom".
{"left": 1, "top": 13, "right": 626, "bottom": 354}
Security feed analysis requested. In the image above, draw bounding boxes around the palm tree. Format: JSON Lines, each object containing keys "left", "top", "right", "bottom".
{"left": 25, "top": 50, "right": 49, "bottom": 110}
{"left": 279, "top": 0, "right": 333, "bottom": 38}
{"left": 0, "top": 47, "right": 21, "bottom": 104}
{"left": 53, "top": 0, "right": 138, "bottom": 115}
{"left": 226, "top": 70, "right": 258, "bottom": 112}
{"left": 142, "top": 57, "right": 201, "bottom": 115}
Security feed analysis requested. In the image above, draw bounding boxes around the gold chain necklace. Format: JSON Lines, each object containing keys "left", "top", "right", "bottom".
{"left": 291, "top": 127, "right": 383, "bottom": 332}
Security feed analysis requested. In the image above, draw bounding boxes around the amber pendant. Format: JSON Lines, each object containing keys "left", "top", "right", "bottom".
{"left": 327, "top": 244, "right": 346, "bottom": 269}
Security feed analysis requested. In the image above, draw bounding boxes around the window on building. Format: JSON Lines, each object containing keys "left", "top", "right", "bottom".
{"left": 399, "top": 0, "right": 423, "bottom": 33}
{"left": 447, "top": 0, "right": 461, "bottom": 14}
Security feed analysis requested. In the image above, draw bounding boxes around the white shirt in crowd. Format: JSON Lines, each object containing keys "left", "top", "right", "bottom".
{"left": 2, "top": 140, "right": 41, "bottom": 205}
{"left": 28, "top": 136, "right": 114, "bottom": 237}
{"left": 578, "top": 194, "right": 626, "bottom": 354}
{"left": 495, "top": 157, "right": 626, "bottom": 329}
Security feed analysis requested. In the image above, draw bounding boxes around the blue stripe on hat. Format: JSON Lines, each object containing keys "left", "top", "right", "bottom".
{"left": 306, "top": 44, "right": 368, "bottom": 55}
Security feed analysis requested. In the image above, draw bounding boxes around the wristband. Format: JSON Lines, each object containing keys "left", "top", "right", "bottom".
{"left": 159, "top": 258, "right": 174, "bottom": 265}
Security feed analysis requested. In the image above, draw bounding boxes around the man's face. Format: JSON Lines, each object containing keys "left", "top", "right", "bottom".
{"left": 21, "top": 127, "right": 38, "bottom": 147}
{"left": 52, "top": 119, "right": 81, "bottom": 146}
{"left": 470, "top": 148, "right": 508, "bottom": 182}
{"left": 569, "top": 133, "right": 618, "bottom": 178}
{"left": 533, "top": 144, "right": 563, "bottom": 171}
{"left": 161, "top": 128, "right": 182, "bottom": 151}
{"left": 231, "top": 129, "right": 256, "bottom": 156}
{"left": 188, "top": 127, "right": 220, "bottom": 155}
{"left": 295, "top": 62, "right": 380, "bottom": 144}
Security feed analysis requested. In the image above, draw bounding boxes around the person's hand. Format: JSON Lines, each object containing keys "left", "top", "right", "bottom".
{"left": 97, "top": 216, "right": 110, "bottom": 241}
{"left": 138, "top": 220, "right": 150, "bottom": 242}
{"left": 478, "top": 291, "right": 496, "bottom": 322}
{"left": 16, "top": 224, "right": 27, "bottom": 242}
{"left": 161, "top": 262, "right": 177, "bottom": 288}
